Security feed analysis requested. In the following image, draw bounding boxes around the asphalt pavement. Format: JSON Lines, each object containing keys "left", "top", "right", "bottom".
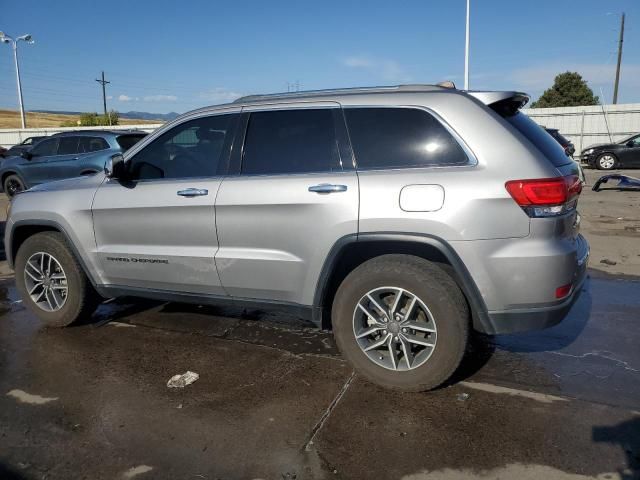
{"left": 0, "top": 271, "right": 639, "bottom": 480}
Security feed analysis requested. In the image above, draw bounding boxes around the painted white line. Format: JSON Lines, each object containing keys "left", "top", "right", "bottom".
{"left": 459, "top": 382, "right": 569, "bottom": 404}
{"left": 7, "top": 389, "right": 58, "bottom": 405}
{"left": 123, "top": 465, "right": 153, "bottom": 478}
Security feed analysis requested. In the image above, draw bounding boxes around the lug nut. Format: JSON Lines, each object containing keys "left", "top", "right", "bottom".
{"left": 402, "top": 328, "right": 408, "bottom": 333}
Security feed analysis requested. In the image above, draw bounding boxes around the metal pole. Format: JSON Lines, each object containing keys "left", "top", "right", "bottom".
{"left": 613, "top": 12, "right": 624, "bottom": 104}
{"left": 579, "top": 110, "right": 585, "bottom": 155}
{"left": 12, "top": 40, "right": 26, "bottom": 129}
{"left": 464, "top": 0, "right": 470, "bottom": 90}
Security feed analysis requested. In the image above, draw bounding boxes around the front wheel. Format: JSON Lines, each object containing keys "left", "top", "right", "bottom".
{"left": 15, "top": 232, "right": 101, "bottom": 327}
{"left": 4, "top": 174, "right": 25, "bottom": 198}
{"left": 596, "top": 153, "right": 617, "bottom": 170}
{"left": 331, "top": 255, "right": 469, "bottom": 392}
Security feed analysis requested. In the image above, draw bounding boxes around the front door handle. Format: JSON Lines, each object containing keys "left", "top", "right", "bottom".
{"left": 308, "top": 184, "right": 348, "bottom": 194}
{"left": 177, "top": 188, "right": 209, "bottom": 197}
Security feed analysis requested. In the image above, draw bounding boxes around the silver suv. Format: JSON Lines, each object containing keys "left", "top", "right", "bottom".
{"left": 4, "top": 85, "right": 589, "bottom": 391}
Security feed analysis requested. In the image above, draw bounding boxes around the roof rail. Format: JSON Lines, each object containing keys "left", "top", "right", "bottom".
{"left": 232, "top": 83, "right": 455, "bottom": 104}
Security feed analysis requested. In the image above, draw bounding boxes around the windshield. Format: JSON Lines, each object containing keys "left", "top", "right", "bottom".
{"left": 116, "top": 134, "right": 147, "bottom": 151}
{"left": 618, "top": 134, "right": 640, "bottom": 145}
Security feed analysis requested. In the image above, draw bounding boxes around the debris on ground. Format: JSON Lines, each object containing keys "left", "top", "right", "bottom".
{"left": 600, "top": 258, "right": 618, "bottom": 266}
{"left": 167, "top": 371, "right": 199, "bottom": 388}
{"left": 457, "top": 392, "right": 470, "bottom": 401}
{"left": 592, "top": 174, "right": 640, "bottom": 192}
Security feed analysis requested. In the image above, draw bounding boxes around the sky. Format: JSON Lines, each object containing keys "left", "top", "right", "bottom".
{"left": 1, "top": 0, "right": 639, "bottom": 115}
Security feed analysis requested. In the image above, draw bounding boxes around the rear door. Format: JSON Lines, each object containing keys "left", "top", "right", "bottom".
{"left": 214, "top": 104, "right": 358, "bottom": 306}
{"left": 92, "top": 112, "right": 239, "bottom": 294}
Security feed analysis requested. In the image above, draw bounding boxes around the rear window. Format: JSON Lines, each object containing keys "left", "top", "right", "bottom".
{"left": 344, "top": 107, "right": 469, "bottom": 170}
{"left": 506, "top": 113, "right": 571, "bottom": 167}
{"left": 116, "top": 134, "right": 147, "bottom": 151}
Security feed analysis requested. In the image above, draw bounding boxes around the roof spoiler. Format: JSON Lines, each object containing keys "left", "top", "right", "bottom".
{"left": 467, "top": 91, "right": 530, "bottom": 116}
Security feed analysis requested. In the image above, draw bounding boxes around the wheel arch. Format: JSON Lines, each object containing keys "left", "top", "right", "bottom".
{"left": 8, "top": 220, "right": 99, "bottom": 289}
{"left": 313, "top": 233, "right": 493, "bottom": 333}
{"left": 1, "top": 170, "right": 26, "bottom": 191}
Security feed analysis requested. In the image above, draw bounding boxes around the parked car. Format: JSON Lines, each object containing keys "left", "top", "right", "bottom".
{"left": 545, "top": 128, "right": 575, "bottom": 156}
{"left": 0, "top": 145, "right": 7, "bottom": 158}
{"left": 2, "top": 136, "right": 47, "bottom": 158}
{"left": 4, "top": 85, "right": 588, "bottom": 391}
{"left": 580, "top": 133, "right": 640, "bottom": 170}
{"left": 0, "top": 130, "right": 147, "bottom": 197}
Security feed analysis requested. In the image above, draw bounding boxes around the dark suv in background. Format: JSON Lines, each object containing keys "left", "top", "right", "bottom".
{"left": 1, "top": 136, "right": 47, "bottom": 158}
{"left": 0, "top": 130, "right": 147, "bottom": 197}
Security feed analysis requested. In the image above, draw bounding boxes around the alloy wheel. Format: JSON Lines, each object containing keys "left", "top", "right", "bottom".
{"left": 598, "top": 155, "right": 616, "bottom": 169}
{"left": 352, "top": 286, "right": 437, "bottom": 371}
{"left": 23, "top": 252, "right": 68, "bottom": 312}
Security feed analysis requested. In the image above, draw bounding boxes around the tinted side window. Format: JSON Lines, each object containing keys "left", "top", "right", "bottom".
{"left": 128, "top": 114, "right": 235, "bottom": 180}
{"left": 57, "top": 137, "right": 80, "bottom": 155}
{"left": 79, "top": 137, "right": 110, "bottom": 153}
{"left": 31, "top": 139, "right": 58, "bottom": 157}
{"left": 506, "top": 113, "right": 570, "bottom": 167}
{"left": 345, "top": 108, "right": 469, "bottom": 169}
{"left": 242, "top": 109, "right": 339, "bottom": 175}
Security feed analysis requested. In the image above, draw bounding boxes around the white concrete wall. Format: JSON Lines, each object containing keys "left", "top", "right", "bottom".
{"left": 523, "top": 103, "right": 640, "bottom": 155}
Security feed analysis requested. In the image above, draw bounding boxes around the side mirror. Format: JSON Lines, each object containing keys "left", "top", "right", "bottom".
{"left": 104, "top": 153, "right": 125, "bottom": 179}
{"left": 626, "top": 141, "right": 635, "bottom": 148}
{"left": 21, "top": 151, "right": 33, "bottom": 160}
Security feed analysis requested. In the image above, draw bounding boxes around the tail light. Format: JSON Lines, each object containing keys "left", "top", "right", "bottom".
{"left": 505, "top": 175, "right": 582, "bottom": 218}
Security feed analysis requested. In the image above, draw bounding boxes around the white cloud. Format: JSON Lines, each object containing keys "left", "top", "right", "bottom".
{"left": 118, "top": 94, "right": 132, "bottom": 102}
{"left": 341, "top": 55, "right": 412, "bottom": 82}
{"left": 143, "top": 94, "right": 177, "bottom": 102}
{"left": 198, "top": 88, "right": 243, "bottom": 103}
{"left": 106, "top": 95, "right": 113, "bottom": 100}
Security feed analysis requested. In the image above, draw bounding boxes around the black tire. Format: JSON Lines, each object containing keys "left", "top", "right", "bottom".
{"left": 4, "top": 174, "right": 25, "bottom": 198}
{"left": 15, "top": 232, "right": 101, "bottom": 327}
{"left": 331, "top": 254, "right": 469, "bottom": 392}
{"left": 596, "top": 153, "right": 618, "bottom": 170}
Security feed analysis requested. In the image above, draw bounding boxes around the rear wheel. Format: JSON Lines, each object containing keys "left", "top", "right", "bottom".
{"left": 15, "top": 232, "right": 101, "bottom": 327}
{"left": 331, "top": 254, "right": 469, "bottom": 391}
{"left": 4, "top": 174, "right": 25, "bottom": 198}
{"left": 596, "top": 153, "right": 617, "bottom": 170}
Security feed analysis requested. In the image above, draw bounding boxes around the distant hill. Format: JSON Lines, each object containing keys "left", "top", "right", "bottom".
{"left": 30, "top": 110, "right": 180, "bottom": 122}
{"left": 0, "top": 109, "right": 162, "bottom": 129}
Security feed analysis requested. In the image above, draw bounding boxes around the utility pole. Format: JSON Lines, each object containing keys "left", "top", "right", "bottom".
{"left": 464, "top": 0, "right": 470, "bottom": 90}
{"left": 95, "top": 71, "right": 111, "bottom": 124}
{"left": 613, "top": 12, "right": 625, "bottom": 104}
{"left": 0, "top": 32, "right": 34, "bottom": 129}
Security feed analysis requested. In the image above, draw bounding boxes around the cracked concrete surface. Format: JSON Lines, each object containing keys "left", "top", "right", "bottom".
{"left": 0, "top": 271, "right": 639, "bottom": 479}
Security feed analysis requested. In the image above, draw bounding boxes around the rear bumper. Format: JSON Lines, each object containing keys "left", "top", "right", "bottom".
{"left": 483, "top": 234, "right": 589, "bottom": 334}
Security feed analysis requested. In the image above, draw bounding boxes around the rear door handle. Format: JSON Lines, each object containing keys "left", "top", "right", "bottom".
{"left": 177, "top": 188, "right": 209, "bottom": 197}
{"left": 308, "top": 184, "right": 348, "bottom": 194}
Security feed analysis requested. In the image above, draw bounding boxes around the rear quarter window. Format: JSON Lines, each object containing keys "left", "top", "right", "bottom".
{"left": 344, "top": 107, "right": 469, "bottom": 169}
{"left": 507, "top": 113, "right": 571, "bottom": 167}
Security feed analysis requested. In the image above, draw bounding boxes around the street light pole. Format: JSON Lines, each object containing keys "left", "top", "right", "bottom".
{"left": 464, "top": 0, "right": 470, "bottom": 90}
{"left": 0, "top": 31, "right": 34, "bottom": 129}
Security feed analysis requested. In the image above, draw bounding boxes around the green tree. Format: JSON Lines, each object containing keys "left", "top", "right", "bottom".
{"left": 60, "top": 111, "right": 119, "bottom": 127}
{"left": 530, "top": 72, "right": 599, "bottom": 108}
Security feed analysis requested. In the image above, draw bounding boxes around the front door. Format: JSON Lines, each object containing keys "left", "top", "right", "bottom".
{"left": 92, "top": 112, "right": 239, "bottom": 295}
{"left": 619, "top": 135, "right": 640, "bottom": 167}
{"left": 215, "top": 105, "right": 359, "bottom": 306}
{"left": 21, "top": 137, "right": 59, "bottom": 187}
{"left": 45, "top": 135, "right": 81, "bottom": 181}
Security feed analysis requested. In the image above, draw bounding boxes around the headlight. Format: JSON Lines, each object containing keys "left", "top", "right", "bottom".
{"left": 583, "top": 149, "right": 594, "bottom": 156}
